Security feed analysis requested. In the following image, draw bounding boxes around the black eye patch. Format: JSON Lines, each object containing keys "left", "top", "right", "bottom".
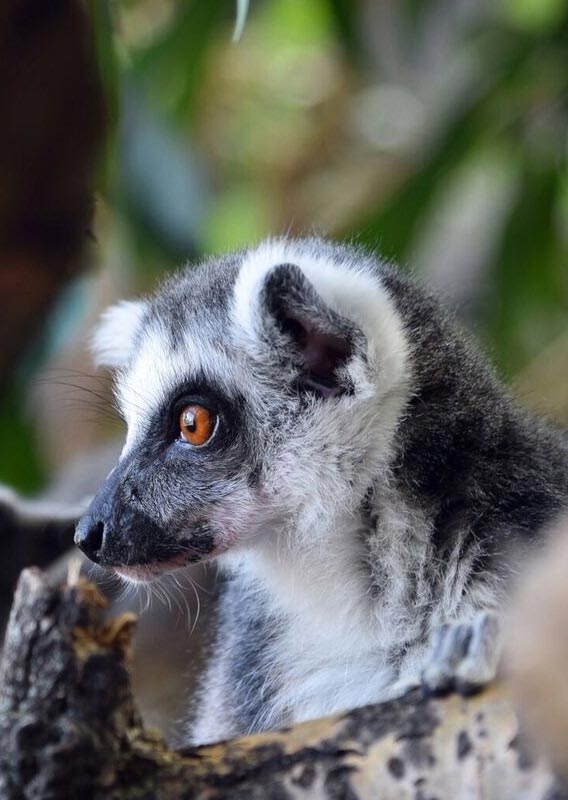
{"left": 133, "top": 374, "right": 245, "bottom": 458}
{"left": 121, "top": 377, "right": 254, "bottom": 501}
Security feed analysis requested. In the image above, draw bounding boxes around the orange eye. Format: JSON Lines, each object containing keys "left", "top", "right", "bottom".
{"left": 179, "top": 405, "right": 217, "bottom": 446}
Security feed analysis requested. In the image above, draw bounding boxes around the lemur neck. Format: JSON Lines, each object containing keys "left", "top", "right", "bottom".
{"left": 229, "top": 504, "right": 387, "bottom": 657}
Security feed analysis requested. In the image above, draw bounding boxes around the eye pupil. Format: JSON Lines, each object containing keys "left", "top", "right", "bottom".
{"left": 179, "top": 404, "right": 217, "bottom": 446}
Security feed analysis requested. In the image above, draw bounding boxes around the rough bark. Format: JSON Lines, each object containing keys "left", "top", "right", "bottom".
{"left": 0, "top": 568, "right": 564, "bottom": 800}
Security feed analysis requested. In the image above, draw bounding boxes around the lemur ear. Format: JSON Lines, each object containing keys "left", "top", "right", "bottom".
{"left": 91, "top": 300, "right": 147, "bottom": 369}
{"left": 261, "top": 264, "right": 357, "bottom": 397}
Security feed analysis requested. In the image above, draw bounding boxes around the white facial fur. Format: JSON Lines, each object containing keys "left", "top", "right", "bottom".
{"left": 92, "top": 239, "right": 412, "bottom": 551}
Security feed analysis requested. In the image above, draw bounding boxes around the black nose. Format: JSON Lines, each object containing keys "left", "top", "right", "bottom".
{"left": 74, "top": 516, "right": 105, "bottom": 563}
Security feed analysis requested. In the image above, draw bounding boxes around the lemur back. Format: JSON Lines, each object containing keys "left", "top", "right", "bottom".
{"left": 65, "top": 237, "right": 568, "bottom": 744}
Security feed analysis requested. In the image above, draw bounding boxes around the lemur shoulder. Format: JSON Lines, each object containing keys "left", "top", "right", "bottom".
{"left": 7, "top": 237, "right": 566, "bottom": 745}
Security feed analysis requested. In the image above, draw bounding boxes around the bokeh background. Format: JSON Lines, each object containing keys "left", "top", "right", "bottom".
{"left": 3, "top": 0, "right": 568, "bottom": 495}
{"left": 1, "top": 0, "right": 567, "bottom": 739}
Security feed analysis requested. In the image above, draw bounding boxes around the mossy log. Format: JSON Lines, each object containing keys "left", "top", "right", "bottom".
{"left": 0, "top": 568, "right": 564, "bottom": 799}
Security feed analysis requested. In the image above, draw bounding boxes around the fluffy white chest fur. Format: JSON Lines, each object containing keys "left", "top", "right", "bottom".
{"left": 231, "top": 564, "right": 393, "bottom": 728}
{"left": 219, "top": 471, "right": 504, "bottom": 735}
{"left": 222, "top": 496, "right": 435, "bottom": 730}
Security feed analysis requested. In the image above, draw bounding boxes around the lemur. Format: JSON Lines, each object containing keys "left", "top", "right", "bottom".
{"left": 31, "top": 237, "right": 568, "bottom": 744}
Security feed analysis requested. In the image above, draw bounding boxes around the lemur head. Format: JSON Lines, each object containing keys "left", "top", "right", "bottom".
{"left": 75, "top": 239, "right": 410, "bottom": 580}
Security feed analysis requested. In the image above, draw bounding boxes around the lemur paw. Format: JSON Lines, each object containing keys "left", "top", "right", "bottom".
{"left": 421, "top": 612, "right": 500, "bottom": 697}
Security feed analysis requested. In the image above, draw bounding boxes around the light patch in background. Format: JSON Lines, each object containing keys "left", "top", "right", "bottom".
{"left": 233, "top": 0, "right": 249, "bottom": 42}
{"left": 350, "top": 85, "right": 426, "bottom": 154}
{"left": 410, "top": 146, "right": 518, "bottom": 313}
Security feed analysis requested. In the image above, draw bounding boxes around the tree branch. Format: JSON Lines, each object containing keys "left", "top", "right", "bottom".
{"left": 0, "top": 568, "right": 563, "bottom": 799}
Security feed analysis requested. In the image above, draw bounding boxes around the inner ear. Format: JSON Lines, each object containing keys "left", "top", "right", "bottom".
{"left": 278, "top": 312, "right": 352, "bottom": 397}
{"left": 262, "top": 264, "right": 356, "bottom": 398}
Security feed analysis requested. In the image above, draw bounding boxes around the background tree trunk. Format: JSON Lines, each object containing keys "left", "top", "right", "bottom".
{"left": 0, "top": 0, "right": 106, "bottom": 390}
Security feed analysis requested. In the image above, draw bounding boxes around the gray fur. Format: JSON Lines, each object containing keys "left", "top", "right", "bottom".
{"left": 69, "top": 237, "right": 567, "bottom": 744}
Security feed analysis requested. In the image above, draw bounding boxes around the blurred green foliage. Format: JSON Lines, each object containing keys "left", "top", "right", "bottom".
{"left": 3, "top": 0, "right": 568, "bottom": 490}
{"left": 0, "top": 388, "right": 45, "bottom": 491}
{"left": 101, "top": 0, "right": 567, "bottom": 371}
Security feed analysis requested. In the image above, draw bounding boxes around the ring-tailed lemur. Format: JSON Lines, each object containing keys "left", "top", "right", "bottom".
{"left": 72, "top": 237, "right": 568, "bottom": 744}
